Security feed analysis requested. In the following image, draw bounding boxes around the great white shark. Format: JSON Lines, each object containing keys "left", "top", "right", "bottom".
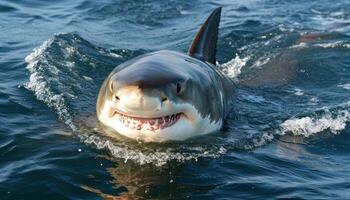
{"left": 96, "top": 7, "right": 236, "bottom": 142}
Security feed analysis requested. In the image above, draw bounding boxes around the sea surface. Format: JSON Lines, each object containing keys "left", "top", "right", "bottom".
{"left": 1, "top": 0, "right": 350, "bottom": 199}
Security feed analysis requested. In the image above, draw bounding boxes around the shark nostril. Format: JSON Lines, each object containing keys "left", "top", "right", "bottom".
{"left": 176, "top": 83, "right": 182, "bottom": 94}
{"left": 115, "top": 95, "right": 120, "bottom": 100}
{"left": 161, "top": 97, "right": 168, "bottom": 102}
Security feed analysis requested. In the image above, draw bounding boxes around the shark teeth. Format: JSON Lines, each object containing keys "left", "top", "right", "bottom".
{"left": 112, "top": 112, "right": 182, "bottom": 131}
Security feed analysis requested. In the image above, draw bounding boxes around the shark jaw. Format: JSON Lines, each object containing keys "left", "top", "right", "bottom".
{"left": 98, "top": 100, "right": 222, "bottom": 142}
{"left": 110, "top": 111, "right": 183, "bottom": 131}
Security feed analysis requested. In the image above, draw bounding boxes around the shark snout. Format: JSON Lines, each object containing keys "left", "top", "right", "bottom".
{"left": 115, "top": 87, "right": 166, "bottom": 115}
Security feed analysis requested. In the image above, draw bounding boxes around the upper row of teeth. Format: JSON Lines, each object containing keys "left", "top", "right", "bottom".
{"left": 114, "top": 112, "right": 181, "bottom": 130}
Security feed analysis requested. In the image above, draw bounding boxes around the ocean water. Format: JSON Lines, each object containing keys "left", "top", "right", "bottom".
{"left": 1, "top": 0, "right": 350, "bottom": 199}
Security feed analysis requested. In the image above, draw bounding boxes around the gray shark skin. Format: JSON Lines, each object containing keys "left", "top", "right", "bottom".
{"left": 96, "top": 7, "right": 236, "bottom": 142}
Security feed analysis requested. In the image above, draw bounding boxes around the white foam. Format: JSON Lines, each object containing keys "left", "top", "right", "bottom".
{"left": 316, "top": 41, "right": 350, "bottom": 49}
{"left": 109, "top": 52, "right": 122, "bottom": 58}
{"left": 294, "top": 88, "right": 304, "bottom": 96}
{"left": 83, "top": 75, "right": 93, "bottom": 81}
{"left": 241, "top": 132, "right": 275, "bottom": 150}
{"left": 252, "top": 57, "right": 270, "bottom": 68}
{"left": 62, "top": 45, "right": 76, "bottom": 58}
{"left": 219, "top": 54, "right": 249, "bottom": 78}
{"left": 280, "top": 107, "right": 350, "bottom": 137}
{"left": 25, "top": 38, "right": 77, "bottom": 131}
{"left": 337, "top": 83, "right": 350, "bottom": 90}
{"left": 290, "top": 39, "right": 350, "bottom": 50}
{"left": 83, "top": 134, "right": 227, "bottom": 166}
{"left": 308, "top": 96, "right": 319, "bottom": 105}
{"left": 278, "top": 24, "right": 295, "bottom": 32}
{"left": 25, "top": 39, "right": 53, "bottom": 63}
{"left": 290, "top": 42, "right": 308, "bottom": 49}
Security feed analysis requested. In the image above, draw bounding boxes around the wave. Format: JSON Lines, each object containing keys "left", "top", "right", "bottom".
{"left": 240, "top": 102, "right": 350, "bottom": 148}
{"left": 25, "top": 32, "right": 350, "bottom": 166}
{"left": 219, "top": 54, "right": 249, "bottom": 78}
{"left": 83, "top": 134, "right": 227, "bottom": 166}
{"left": 279, "top": 102, "right": 350, "bottom": 137}
{"left": 315, "top": 41, "right": 350, "bottom": 49}
{"left": 25, "top": 38, "right": 77, "bottom": 130}
{"left": 291, "top": 40, "right": 350, "bottom": 50}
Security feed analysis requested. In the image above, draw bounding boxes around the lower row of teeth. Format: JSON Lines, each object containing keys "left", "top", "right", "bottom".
{"left": 115, "top": 113, "right": 181, "bottom": 131}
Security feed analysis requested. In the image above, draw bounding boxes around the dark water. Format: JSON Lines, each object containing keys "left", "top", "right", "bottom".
{"left": 1, "top": 0, "right": 350, "bottom": 199}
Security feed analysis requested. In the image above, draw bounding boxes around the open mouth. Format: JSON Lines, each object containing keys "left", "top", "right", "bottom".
{"left": 111, "top": 111, "right": 182, "bottom": 131}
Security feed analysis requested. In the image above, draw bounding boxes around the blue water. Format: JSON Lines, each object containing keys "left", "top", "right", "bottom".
{"left": 1, "top": 0, "right": 350, "bottom": 199}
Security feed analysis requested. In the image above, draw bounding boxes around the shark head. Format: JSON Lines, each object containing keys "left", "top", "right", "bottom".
{"left": 96, "top": 8, "right": 234, "bottom": 142}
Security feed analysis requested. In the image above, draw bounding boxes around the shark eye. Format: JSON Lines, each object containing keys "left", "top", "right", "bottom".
{"left": 176, "top": 83, "right": 182, "bottom": 94}
{"left": 115, "top": 95, "right": 120, "bottom": 100}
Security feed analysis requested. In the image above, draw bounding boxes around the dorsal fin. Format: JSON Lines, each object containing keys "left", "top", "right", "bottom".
{"left": 188, "top": 7, "right": 221, "bottom": 65}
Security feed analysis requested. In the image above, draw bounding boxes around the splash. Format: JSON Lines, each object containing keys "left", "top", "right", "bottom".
{"left": 279, "top": 103, "right": 350, "bottom": 137}
{"left": 25, "top": 38, "right": 78, "bottom": 131}
{"left": 219, "top": 54, "right": 249, "bottom": 78}
{"left": 83, "top": 134, "right": 227, "bottom": 166}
